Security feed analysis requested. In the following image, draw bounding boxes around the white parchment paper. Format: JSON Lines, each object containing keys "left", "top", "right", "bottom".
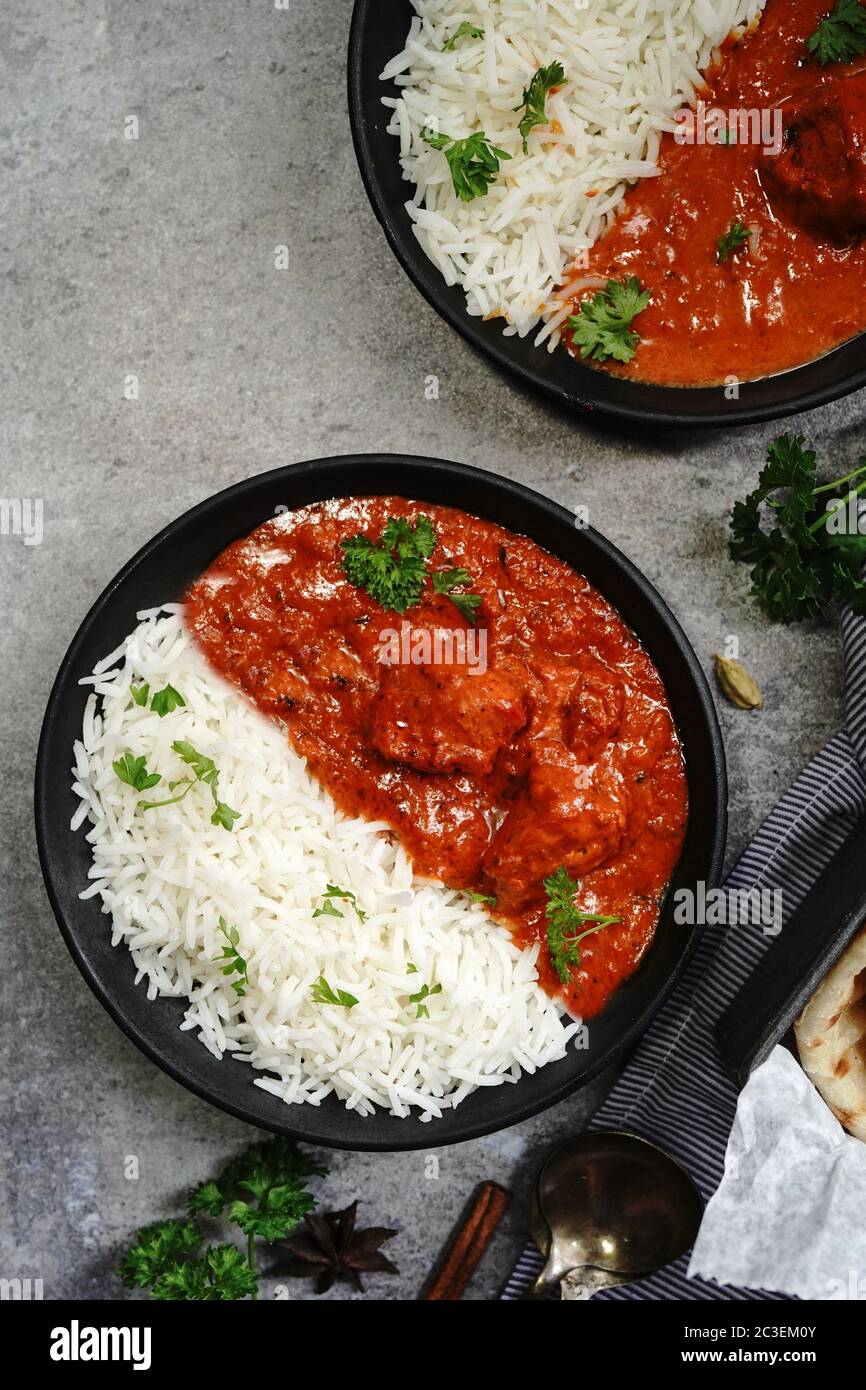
{"left": 688, "top": 1047, "right": 866, "bottom": 1299}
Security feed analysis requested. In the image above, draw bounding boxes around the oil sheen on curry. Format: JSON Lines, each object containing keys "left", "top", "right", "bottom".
{"left": 567, "top": 0, "right": 866, "bottom": 385}
{"left": 186, "top": 499, "right": 688, "bottom": 1019}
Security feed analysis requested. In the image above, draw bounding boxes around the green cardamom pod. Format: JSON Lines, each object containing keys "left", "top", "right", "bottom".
{"left": 714, "top": 654, "right": 764, "bottom": 711}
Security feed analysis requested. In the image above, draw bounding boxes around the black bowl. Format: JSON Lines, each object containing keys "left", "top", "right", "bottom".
{"left": 36, "top": 455, "right": 726, "bottom": 1151}
{"left": 348, "top": 0, "right": 866, "bottom": 429}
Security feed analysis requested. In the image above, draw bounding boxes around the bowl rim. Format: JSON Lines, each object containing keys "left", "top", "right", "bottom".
{"left": 35, "top": 453, "right": 727, "bottom": 1150}
{"left": 347, "top": 0, "right": 866, "bottom": 429}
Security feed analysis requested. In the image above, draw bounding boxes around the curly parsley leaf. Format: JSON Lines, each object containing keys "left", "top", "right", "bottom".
{"left": 119, "top": 1218, "right": 201, "bottom": 1290}
{"left": 187, "top": 1181, "right": 225, "bottom": 1219}
{"left": 716, "top": 221, "right": 753, "bottom": 264}
{"left": 432, "top": 567, "right": 484, "bottom": 624}
{"left": 313, "top": 883, "right": 368, "bottom": 922}
{"left": 513, "top": 61, "right": 565, "bottom": 153}
{"left": 568, "top": 277, "right": 651, "bottom": 364}
{"left": 544, "top": 865, "right": 621, "bottom": 986}
{"left": 342, "top": 514, "right": 437, "bottom": 612}
{"left": 151, "top": 1243, "right": 258, "bottom": 1301}
{"left": 113, "top": 751, "right": 162, "bottom": 793}
{"left": 120, "top": 1140, "right": 326, "bottom": 1301}
{"left": 443, "top": 21, "right": 484, "bottom": 49}
{"left": 807, "top": 0, "right": 866, "bottom": 64}
{"left": 421, "top": 127, "right": 511, "bottom": 202}
{"left": 311, "top": 976, "right": 359, "bottom": 1010}
{"left": 188, "top": 1139, "right": 326, "bottom": 1244}
{"left": 150, "top": 684, "right": 186, "bottom": 717}
{"left": 729, "top": 434, "right": 866, "bottom": 623}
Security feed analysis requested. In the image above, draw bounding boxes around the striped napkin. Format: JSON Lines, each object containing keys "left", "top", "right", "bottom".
{"left": 502, "top": 605, "right": 866, "bottom": 1300}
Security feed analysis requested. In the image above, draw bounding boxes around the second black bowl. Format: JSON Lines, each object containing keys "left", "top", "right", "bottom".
{"left": 348, "top": 0, "right": 866, "bottom": 429}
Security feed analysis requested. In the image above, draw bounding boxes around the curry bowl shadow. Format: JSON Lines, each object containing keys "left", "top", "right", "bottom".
{"left": 348, "top": 0, "right": 866, "bottom": 429}
{"left": 36, "top": 455, "right": 726, "bottom": 1151}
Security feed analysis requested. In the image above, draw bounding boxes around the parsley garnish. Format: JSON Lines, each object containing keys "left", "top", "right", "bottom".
{"left": 311, "top": 976, "right": 359, "bottom": 1009}
{"left": 130, "top": 682, "right": 150, "bottom": 707}
{"left": 150, "top": 1244, "right": 257, "bottom": 1301}
{"left": 421, "top": 127, "right": 511, "bottom": 202}
{"left": 214, "top": 917, "right": 248, "bottom": 997}
{"left": 139, "top": 739, "right": 240, "bottom": 829}
{"left": 150, "top": 684, "right": 186, "bottom": 717}
{"left": 807, "top": 0, "right": 866, "bottom": 64}
{"left": 568, "top": 277, "right": 651, "bottom": 364}
{"left": 717, "top": 221, "right": 752, "bottom": 263}
{"left": 120, "top": 1139, "right": 327, "bottom": 1300}
{"left": 342, "top": 515, "right": 436, "bottom": 612}
{"left": 313, "top": 883, "right": 368, "bottom": 922}
{"left": 729, "top": 433, "right": 866, "bottom": 623}
{"left": 113, "top": 751, "right": 161, "bottom": 793}
{"left": 432, "top": 567, "right": 484, "bottom": 624}
{"left": 118, "top": 1218, "right": 200, "bottom": 1290}
{"left": 464, "top": 888, "right": 498, "bottom": 907}
{"left": 189, "top": 1138, "right": 326, "bottom": 1243}
{"left": 513, "top": 61, "right": 565, "bottom": 153}
{"left": 408, "top": 980, "right": 443, "bottom": 1019}
{"left": 443, "top": 21, "right": 484, "bottom": 49}
{"left": 543, "top": 865, "right": 621, "bottom": 986}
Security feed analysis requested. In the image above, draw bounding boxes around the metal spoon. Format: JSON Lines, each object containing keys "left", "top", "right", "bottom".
{"left": 526, "top": 1131, "right": 704, "bottom": 1299}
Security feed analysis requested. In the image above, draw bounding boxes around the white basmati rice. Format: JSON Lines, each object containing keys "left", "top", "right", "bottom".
{"left": 72, "top": 609, "right": 579, "bottom": 1120}
{"left": 381, "top": 0, "right": 766, "bottom": 347}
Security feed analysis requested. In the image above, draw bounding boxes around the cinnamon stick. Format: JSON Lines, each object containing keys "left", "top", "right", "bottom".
{"left": 422, "top": 1180, "right": 511, "bottom": 1300}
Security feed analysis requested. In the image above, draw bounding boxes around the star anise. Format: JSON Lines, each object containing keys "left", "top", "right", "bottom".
{"left": 275, "top": 1201, "right": 399, "bottom": 1294}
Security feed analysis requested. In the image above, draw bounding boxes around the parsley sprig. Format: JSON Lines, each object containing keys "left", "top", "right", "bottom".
{"left": 112, "top": 751, "right": 161, "bottom": 793}
{"left": 421, "top": 127, "right": 510, "bottom": 202}
{"left": 717, "top": 221, "right": 752, "bottom": 264}
{"left": 807, "top": 0, "right": 866, "bottom": 64}
{"left": 729, "top": 434, "right": 866, "bottom": 623}
{"left": 311, "top": 976, "right": 359, "bottom": 1009}
{"left": 151, "top": 684, "right": 186, "bottom": 717}
{"left": 129, "top": 681, "right": 186, "bottom": 716}
{"left": 342, "top": 515, "right": 486, "bottom": 625}
{"left": 408, "top": 979, "right": 443, "bottom": 1019}
{"left": 342, "top": 515, "right": 436, "bottom": 612}
{"left": 544, "top": 866, "right": 621, "bottom": 986}
{"left": 432, "top": 567, "right": 484, "bottom": 624}
{"left": 514, "top": 61, "right": 565, "bottom": 153}
{"left": 120, "top": 1139, "right": 327, "bottom": 1300}
{"left": 443, "top": 21, "right": 484, "bottom": 49}
{"left": 569, "top": 278, "right": 651, "bottom": 364}
{"left": 214, "top": 917, "right": 248, "bottom": 997}
{"left": 138, "top": 739, "right": 240, "bottom": 830}
{"left": 313, "top": 883, "right": 367, "bottom": 922}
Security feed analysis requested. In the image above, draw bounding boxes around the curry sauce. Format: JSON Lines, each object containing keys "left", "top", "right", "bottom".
{"left": 185, "top": 498, "right": 688, "bottom": 1018}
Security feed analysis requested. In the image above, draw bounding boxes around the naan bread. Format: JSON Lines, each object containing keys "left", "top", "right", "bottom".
{"left": 794, "top": 925, "right": 866, "bottom": 1142}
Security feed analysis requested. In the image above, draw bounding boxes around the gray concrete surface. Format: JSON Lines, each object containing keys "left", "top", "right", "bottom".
{"left": 1, "top": 0, "right": 862, "bottom": 1302}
